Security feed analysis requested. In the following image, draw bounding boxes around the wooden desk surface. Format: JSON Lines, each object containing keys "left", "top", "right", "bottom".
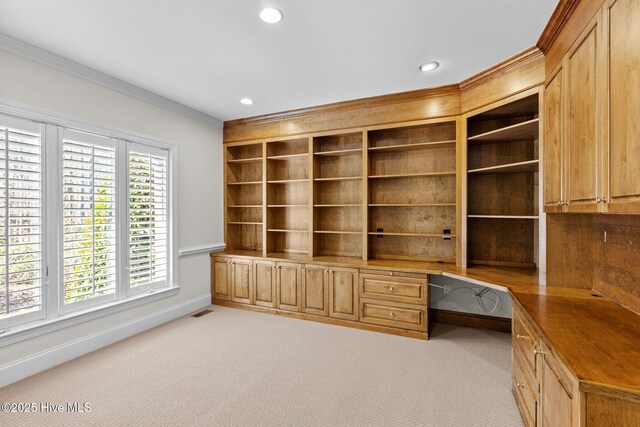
{"left": 212, "top": 251, "right": 640, "bottom": 397}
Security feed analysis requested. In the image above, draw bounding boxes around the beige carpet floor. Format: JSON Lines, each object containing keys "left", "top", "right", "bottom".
{"left": 0, "top": 306, "right": 522, "bottom": 427}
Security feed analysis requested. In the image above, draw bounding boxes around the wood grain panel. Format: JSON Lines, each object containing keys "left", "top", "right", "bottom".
{"left": 537, "top": 0, "right": 582, "bottom": 54}
{"left": 545, "top": 0, "right": 605, "bottom": 76}
{"left": 566, "top": 22, "right": 599, "bottom": 208}
{"left": 224, "top": 86, "right": 461, "bottom": 143}
{"left": 546, "top": 214, "right": 594, "bottom": 289}
{"left": 276, "top": 262, "right": 302, "bottom": 311}
{"left": 539, "top": 342, "right": 575, "bottom": 427}
{"left": 460, "top": 48, "right": 545, "bottom": 113}
{"left": 254, "top": 260, "right": 276, "bottom": 308}
{"left": 468, "top": 218, "right": 535, "bottom": 267}
{"left": 593, "top": 214, "right": 640, "bottom": 313}
{"left": 231, "top": 258, "right": 252, "bottom": 304}
{"left": 586, "top": 393, "right": 640, "bottom": 426}
{"left": 302, "top": 264, "right": 329, "bottom": 316}
{"left": 605, "top": 0, "right": 640, "bottom": 211}
{"left": 543, "top": 67, "right": 564, "bottom": 210}
{"left": 329, "top": 267, "right": 358, "bottom": 320}
{"left": 468, "top": 173, "right": 535, "bottom": 216}
{"left": 212, "top": 257, "right": 230, "bottom": 300}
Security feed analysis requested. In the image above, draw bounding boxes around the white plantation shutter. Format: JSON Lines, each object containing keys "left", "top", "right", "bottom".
{"left": 0, "top": 115, "right": 44, "bottom": 324}
{"left": 62, "top": 129, "right": 117, "bottom": 307}
{"left": 128, "top": 143, "right": 169, "bottom": 291}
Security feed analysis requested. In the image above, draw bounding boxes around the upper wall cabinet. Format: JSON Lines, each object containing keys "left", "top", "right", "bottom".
{"left": 544, "top": 0, "right": 640, "bottom": 214}
{"left": 543, "top": 66, "right": 564, "bottom": 213}
{"left": 543, "top": 11, "right": 604, "bottom": 213}
{"left": 565, "top": 14, "right": 601, "bottom": 213}
{"left": 604, "top": 0, "right": 640, "bottom": 212}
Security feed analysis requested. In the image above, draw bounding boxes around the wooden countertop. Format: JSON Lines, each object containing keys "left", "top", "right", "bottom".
{"left": 211, "top": 250, "right": 640, "bottom": 397}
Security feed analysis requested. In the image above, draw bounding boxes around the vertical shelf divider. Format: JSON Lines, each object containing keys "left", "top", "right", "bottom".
{"left": 362, "top": 130, "right": 369, "bottom": 260}
{"left": 308, "top": 136, "right": 314, "bottom": 257}
{"left": 262, "top": 141, "right": 268, "bottom": 257}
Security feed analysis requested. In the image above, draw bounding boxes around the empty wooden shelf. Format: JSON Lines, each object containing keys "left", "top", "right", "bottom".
{"left": 465, "top": 91, "right": 541, "bottom": 268}
{"left": 468, "top": 118, "right": 539, "bottom": 142}
{"left": 468, "top": 160, "right": 539, "bottom": 174}
{"left": 367, "top": 140, "right": 455, "bottom": 152}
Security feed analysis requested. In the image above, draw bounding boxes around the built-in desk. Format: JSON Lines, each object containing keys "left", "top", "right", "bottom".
{"left": 211, "top": 251, "right": 640, "bottom": 425}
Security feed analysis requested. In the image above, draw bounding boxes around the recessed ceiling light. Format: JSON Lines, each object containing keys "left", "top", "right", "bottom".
{"left": 419, "top": 62, "right": 439, "bottom": 72}
{"left": 240, "top": 98, "right": 254, "bottom": 105}
{"left": 260, "top": 7, "right": 283, "bottom": 24}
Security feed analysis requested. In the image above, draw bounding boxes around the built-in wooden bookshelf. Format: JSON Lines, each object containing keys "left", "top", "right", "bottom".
{"left": 265, "top": 137, "right": 311, "bottom": 256}
{"left": 225, "top": 143, "right": 264, "bottom": 254}
{"left": 466, "top": 91, "right": 541, "bottom": 268}
{"left": 224, "top": 119, "right": 459, "bottom": 263}
{"left": 367, "top": 121, "right": 457, "bottom": 262}
{"left": 312, "top": 132, "right": 364, "bottom": 258}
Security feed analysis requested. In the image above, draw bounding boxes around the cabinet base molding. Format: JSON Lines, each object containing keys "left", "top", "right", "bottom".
{"left": 430, "top": 308, "right": 511, "bottom": 333}
{"left": 212, "top": 299, "right": 428, "bottom": 340}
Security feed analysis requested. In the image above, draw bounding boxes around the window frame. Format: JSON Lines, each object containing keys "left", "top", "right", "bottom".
{"left": 0, "top": 103, "right": 179, "bottom": 341}
{"left": 58, "top": 128, "right": 120, "bottom": 314}
{"left": 126, "top": 141, "right": 173, "bottom": 297}
{"left": 0, "top": 114, "right": 47, "bottom": 330}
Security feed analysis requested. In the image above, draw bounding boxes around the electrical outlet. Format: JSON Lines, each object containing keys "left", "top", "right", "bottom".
{"left": 443, "top": 285, "right": 451, "bottom": 295}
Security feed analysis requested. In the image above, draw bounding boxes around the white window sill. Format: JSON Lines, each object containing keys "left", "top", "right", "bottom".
{"left": 0, "top": 286, "right": 180, "bottom": 348}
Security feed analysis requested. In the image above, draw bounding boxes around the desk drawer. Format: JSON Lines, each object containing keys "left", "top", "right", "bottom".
{"left": 359, "top": 273, "right": 427, "bottom": 305}
{"left": 360, "top": 298, "right": 427, "bottom": 332}
{"left": 513, "top": 354, "right": 537, "bottom": 427}
{"left": 513, "top": 306, "right": 538, "bottom": 377}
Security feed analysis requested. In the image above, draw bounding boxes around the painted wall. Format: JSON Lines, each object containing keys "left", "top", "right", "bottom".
{"left": 0, "top": 50, "right": 224, "bottom": 367}
{"left": 429, "top": 275, "right": 513, "bottom": 319}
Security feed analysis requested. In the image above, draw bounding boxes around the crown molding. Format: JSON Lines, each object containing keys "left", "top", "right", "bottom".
{"left": 224, "top": 84, "right": 461, "bottom": 128}
{"left": 537, "top": 0, "right": 582, "bottom": 54}
{"left": 0, "top": 33, "right": 223, "bottom": 129}
{"left": 459, "top": 47, "right": 543, "bottom": 92}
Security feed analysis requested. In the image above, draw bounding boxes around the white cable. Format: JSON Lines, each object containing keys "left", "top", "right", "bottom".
{"left": 428, "top": 283, "right": 501, "bottom": 315}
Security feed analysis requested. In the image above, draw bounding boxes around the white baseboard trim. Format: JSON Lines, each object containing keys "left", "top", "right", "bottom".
{"left": 179, "top": 242, "right": 225, "bottom": 257}
{"left": 0, "top": 294, "right": 211, "bottom": 388}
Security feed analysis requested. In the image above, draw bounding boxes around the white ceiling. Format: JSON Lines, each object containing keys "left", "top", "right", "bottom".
{"left": 0, "top": 0, "right": 558, "bottom": 122}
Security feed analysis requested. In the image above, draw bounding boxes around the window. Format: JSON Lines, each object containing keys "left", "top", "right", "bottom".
{"left": 0, "top": 116, "right": 44, "bottom": 327}
{"left": 0, "top": 111, "right": 176, "bottom": 334}
{"left": 62, "top": 130, "right": 117, "bottom": 308}
{"left": 128, "top": 144, "right": 169, "bottom": 292}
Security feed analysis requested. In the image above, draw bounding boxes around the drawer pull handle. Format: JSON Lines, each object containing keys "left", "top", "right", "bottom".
{"left": 390, "top": 312, "right": 395, "bottom": 318}
{"left": 390, "top": 272, "right": 394, "bottom": 276}
{"left": 516, "top": 382, "right": 528, "bottom": 389}
{"left": 388, "top": 287, "right": 394, "bottom": 292}
{"left": 516, "top": 334, "right": 531, "bottom": 341}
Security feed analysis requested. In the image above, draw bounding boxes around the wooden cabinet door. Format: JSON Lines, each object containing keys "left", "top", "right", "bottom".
{"left": 544, "top": 66, "right": 565, "bottom": 212}
{"left": 604, "top": 0, "right": 640, "bottom": 212}
{"left": 302, "top": 264, "right": 329, "bottom": 316}
{"left": 276, "top": 262, "right": 301, "bottom": 312}
{"left": 565, "top": 13, "right": 602, "bottom": 213}
{"left": 254, "top": 260, "right": 276, "bottom": 308}
{"left": 212, "top": 256, "right": 231, "bottom": 300}
{"left": 539, "top": 344, "right": 576, "bottom": 427}
{"left": 329, "top": 267, "right": 358, "bottom": 320}
{"left": 230, "top": 258, "right": 253, "bottom": 304}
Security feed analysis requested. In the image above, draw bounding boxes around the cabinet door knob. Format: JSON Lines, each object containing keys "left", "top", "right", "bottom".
{"left": 516, "top": 382, "right": 528, "bottom": 389}
{"left": 557, "top": 201, "right": 563, "bottom": 206}
{"left": 515, "top": 334, "right": 531, "bottom": 341}
{"left": 388, "top": 286, "right": 394, "bottom": 292}
{"left": 390, "top": 312, "right": 395, "bottom": 318}
{"left": 596, "top": 196, "right": 602, "bottom": 203}
{"left": 390, "top": 272, "right": 394, "bottom": 276}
